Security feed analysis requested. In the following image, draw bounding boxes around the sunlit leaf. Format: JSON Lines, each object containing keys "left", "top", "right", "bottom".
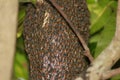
{"left": 86, "top": 0, "right": 96, "bottom": 3}
{"left": 89, "top": 1, "right": 117, "bottom": 57}
{"left": 98, "top": 0, "right": 111, "bottom": 6}
{"left": 90, "top": 1, "right": 115, "bottom": 35}
{"left": 14, "top": 50, "right": 28, "bottom": 80}
{"left": 17, "top": 5, "right": 26, "bottom": 38}
{"left": 17, "top": 24, "right": 23, "bottom": 38}
{"left": 18, "top": 7, "right": 25, "bottom": 22}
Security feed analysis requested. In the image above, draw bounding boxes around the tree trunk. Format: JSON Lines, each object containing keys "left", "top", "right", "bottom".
{"left": 0, "top": 0, "right": 18, "bottom": 80}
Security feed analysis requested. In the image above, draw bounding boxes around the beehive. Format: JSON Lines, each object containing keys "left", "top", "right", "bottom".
{"left": 23, "top": 0, "right": 90, "bottom": 80}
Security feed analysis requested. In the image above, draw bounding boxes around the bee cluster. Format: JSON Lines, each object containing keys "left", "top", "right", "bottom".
{"left": 23, "top": 0, "right": 90, "bottom": 80}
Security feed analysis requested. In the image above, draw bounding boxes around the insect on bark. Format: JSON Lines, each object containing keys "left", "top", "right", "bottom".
{"left": 23, "top": 0, "right": 90, "bottom": 80}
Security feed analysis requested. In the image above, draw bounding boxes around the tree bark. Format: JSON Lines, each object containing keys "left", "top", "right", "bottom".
{"left": 0, "top": 0, "right": 18, "bottom": 80}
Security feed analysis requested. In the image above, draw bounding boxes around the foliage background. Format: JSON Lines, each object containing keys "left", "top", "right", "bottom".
{"left": 13, "top": 0, "right": 119, "bottom": 80}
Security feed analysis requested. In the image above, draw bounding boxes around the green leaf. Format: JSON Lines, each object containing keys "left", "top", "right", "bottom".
{"left": 86, "top": 0, "right": 96, "bottom": 4}
{"left": 98, "top": 0, "right": 112, "bottom": 7}
{"left": 17, "top": 5, "right": 25, "bottom": 38}
{"left": 14, "top": 37, "right": 28, "bottom": 80}
{"left": 89, "top": 1, "right": 117, "bottom": 57}
{"left": 19, "top": 0, "right": 37, "bottom": 5}
{"left": 88, "top": 42, "right": 97, "bottom": 56}
{"left": 90, "top": 1, "right": 115, "bottom": 35}
{"left": 17, "top": 24, "right": 24, "bottom": 38}
{"left": 14, "top": 50, "right": 28, "bottom": 80}
{"left": 18, "top": 8, "right": 25, "bottom": 24}
{"left": 111, "top": 75, "right": 120, "bottom": 80}
{"left": 94, "top": 18, "right": 116, "bottom": 57}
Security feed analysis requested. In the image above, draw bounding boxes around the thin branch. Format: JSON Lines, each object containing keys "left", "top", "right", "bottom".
{"left": 103, "top": 68, "right": 120, "bottom": 79}
{"left": 45, "top": 0, "right": 94, "bottom": 62}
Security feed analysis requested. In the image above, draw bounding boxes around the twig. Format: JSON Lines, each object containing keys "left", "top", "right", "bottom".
{"left": 47, "top": 0, "right": 94, "bottom": 62}
{"left": 103, "top": 68, "right": 120, "bottom": 79}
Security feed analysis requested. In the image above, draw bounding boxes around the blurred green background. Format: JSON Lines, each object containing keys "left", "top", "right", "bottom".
{"left": 13, "top": 0, "right": 119, "bottom": 80}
